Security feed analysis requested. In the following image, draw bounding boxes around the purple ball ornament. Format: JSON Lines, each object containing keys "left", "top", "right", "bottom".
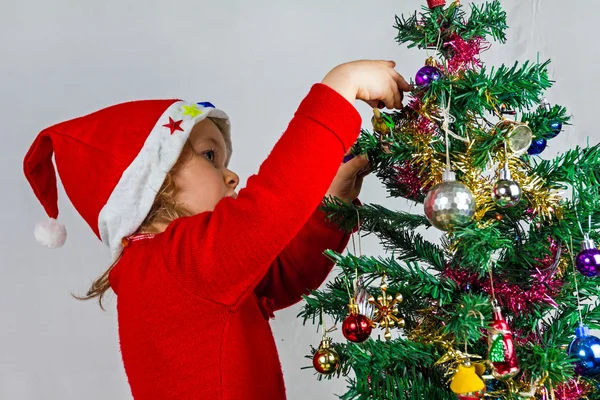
{"left": 576, "top": 237, "right": 600, "bottom": 277}
{"left": 415, "top": 57, "right": 442, "bottom": 87}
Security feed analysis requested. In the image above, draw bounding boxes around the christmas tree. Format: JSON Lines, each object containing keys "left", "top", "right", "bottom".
{"left": 299, "top": 1, "right": 600, "bottom": 399}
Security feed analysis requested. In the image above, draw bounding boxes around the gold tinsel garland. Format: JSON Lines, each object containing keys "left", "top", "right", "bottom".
{"left": 382, "top": 102, "right": 564, "bottom": 222}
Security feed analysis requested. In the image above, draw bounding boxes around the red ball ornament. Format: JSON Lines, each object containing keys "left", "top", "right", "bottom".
{"left": 342, "top": 298, "right": 373, "bottom": 343}
{"left": 427, "top": 0, "right": 446, "bottom": 8}
{"left": 457, "top": 391, "right": 485, "bottom": 400}
{"left": 342, "top": 313, "right": 373, "bottom": 343}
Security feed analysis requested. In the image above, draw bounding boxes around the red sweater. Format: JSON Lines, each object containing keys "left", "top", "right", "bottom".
{"left": 108, "top": 83, "right": 362, "bottom": 399}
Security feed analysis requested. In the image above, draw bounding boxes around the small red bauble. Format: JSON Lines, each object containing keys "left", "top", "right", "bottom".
{"left": 457, "top": 391, "right": 485, "bottom": 400}
{"left": 427, "top": 0, "right": 446, "bottom": 8}
{"left": 342, "top": 313, "right": 373, "bottom": 343}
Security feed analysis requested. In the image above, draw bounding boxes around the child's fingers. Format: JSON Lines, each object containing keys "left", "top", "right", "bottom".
{"left": 358, "top": 165, "right": 372, "bottom": 178}
{"left": 382, "top": 91, "right": 396, "bottom": 110}
{"left": 390, "top": 69, "right": 412, "bottom": 92}
{"left": 391, "top": 80, "right": 403, "bottom": 109}
{"left": 339, "top": 155, "right": 369, "bottom": 179}
{"left": 365, "top": 100, "right": 381, "bottom": 109}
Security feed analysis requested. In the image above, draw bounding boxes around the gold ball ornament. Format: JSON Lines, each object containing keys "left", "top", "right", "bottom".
{"left": 312, "top": 337, "right": 340, "bottom": 375}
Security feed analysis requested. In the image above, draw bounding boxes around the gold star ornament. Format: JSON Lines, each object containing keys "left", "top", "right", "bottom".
{"left": 368, "top": 274, "right": 405, "bottom": 340}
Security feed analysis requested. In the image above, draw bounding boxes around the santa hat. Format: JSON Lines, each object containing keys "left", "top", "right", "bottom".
{"left": 23, "top": 99, "right": 231, "bottom": 260}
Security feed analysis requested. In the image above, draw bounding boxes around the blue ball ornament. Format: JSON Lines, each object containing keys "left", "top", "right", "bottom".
{"left": 544, "top": 121, "right": 562, "bottom": 139}
{"left": 568, "top": 325, "right": 600, "bottom": 377}
{"left": 527, "top": 138, "right": 547, "bottom": 155}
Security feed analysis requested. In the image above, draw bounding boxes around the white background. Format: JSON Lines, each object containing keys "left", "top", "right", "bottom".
{"left": 1, "top": 0, "right": 598, "bottom": 398}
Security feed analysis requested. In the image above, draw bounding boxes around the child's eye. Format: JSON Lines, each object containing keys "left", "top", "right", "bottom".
{"left": 202, "top": 149, "right": 218, "bottom": 163}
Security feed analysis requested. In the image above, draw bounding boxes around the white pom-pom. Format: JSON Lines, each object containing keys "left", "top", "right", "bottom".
{"left": 34, "top": 218, "right": 67, "bottom": 249}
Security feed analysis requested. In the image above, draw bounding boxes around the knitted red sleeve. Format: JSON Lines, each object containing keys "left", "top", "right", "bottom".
{"left": 254, "top": 199, "right": 361, "bottom": 311}
{"left": 160, "top": 84, "right": 362, "bottom": 307}
{"left": 253, "top": 205, "right": 348, "bottom": 311}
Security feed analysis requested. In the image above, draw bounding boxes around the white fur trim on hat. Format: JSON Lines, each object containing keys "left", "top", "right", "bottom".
{"left": 35, "top": 218, "right": 67, "bottom": 248}
{"left": 97, "top": 101, "right": 230, "bottom": 260}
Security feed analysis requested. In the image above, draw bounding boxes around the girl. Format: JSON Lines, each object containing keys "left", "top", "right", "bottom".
{"left": 24, "top": 60, "right": 410, "bottom": 399}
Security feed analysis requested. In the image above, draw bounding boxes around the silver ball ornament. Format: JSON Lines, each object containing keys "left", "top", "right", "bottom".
{"left": 492, "top": 180, "right": 521, "bottom": 208}
{"left": 424, "top": 171, "right": 475, "bottom": 231}
{"left": 492, "top": 168, "right": 521, "bottom": 208}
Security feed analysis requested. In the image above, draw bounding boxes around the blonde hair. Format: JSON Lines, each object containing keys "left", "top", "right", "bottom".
{"left": 73, "top": 142, "right": 195, "bottom": 310}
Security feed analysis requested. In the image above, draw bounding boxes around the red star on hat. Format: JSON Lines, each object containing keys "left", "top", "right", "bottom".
{"left": 163, "top": 117, "right": 184, "bottom": 134}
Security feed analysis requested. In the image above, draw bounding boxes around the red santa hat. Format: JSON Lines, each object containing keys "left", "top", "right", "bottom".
{"left": 23, "top": 99, "right": 231, "bottom": 260}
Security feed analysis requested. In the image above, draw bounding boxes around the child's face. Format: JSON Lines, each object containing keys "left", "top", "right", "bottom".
{"left": 173, "top": 119, "right": 239, "bottom": 215}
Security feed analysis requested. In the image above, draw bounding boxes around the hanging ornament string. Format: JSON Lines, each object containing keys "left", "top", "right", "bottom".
{"left": 313, "top": 306, "right": 341, "bottom": 375}
{"left": 568, "top": 236, "right": 584, "bottom": 325}
{"left": 571, "top": 183, "right": 600, "bottom": 277}
{"left": 572, "top": 185, "right": 592, "bottom": 240}
{"left": 320, "top": 306, "right": 326, "bottom": 337}
{"left": 355, "top": 207, "right": 363, "bottom": 256}
{"left": 443, "top": 94, "right": 452, "bottom": 172}
{"left": 350, "top": 206, "right": 363, "bottom": 291}
{"left": 425, "top": 18, "right": 443, "bottom": 59}
{"left": 348, "top": 206, "right": 376, "bottom": 319}
{"left": 503, "top": 140, "right": 509, "bottom": 173}
{"left": 576, "top": 210, "right": 593, "bottom": 242}
{"left": 320, "top": 306, "right": 336, "bottom": 338}
{"left": 430, "top": 87, "right": 470, "bottom": 149}
{"left": 487, "top": 259, "right": 497, "bottom": 305}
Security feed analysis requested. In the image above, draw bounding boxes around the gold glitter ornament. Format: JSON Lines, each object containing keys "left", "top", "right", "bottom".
{"left": 371, "top": 108, "right": 394, "bottom": 154}
{"left": 494, "top": 119, "right": 533, "bottom": 156}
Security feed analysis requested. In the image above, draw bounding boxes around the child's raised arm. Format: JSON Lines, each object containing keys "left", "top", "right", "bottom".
{"left": 160, "top": 60, "right": 410, "bottom": 308}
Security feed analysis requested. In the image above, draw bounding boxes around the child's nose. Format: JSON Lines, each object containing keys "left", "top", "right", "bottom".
{"left": 224, "top": 169, "right": 239, "bottom": 189}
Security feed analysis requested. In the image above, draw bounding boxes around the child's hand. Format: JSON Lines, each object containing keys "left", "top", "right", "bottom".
{"left": 321, "top": 60, "right": 411, "bottom": 109}
{"left": 325, "top": 150, "right": 371, "bottom": 203}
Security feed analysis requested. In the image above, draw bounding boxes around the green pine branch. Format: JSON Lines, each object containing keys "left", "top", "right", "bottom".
{"left": 320, "top": 198, "right": 445, "bottom": 270}
{"left": 299, "top": 254, "right": 458, "bottom": 324}
{"left": 462, "top": 0, "right": 507, "bottom": 42}
{"left": 321, "top": 196, "right": 429, "bottom": 234}
{"left": 394, "top": 0, "right": 507, "bottom": 51}
{"left": 427, "top": 60, "right": 553, "bottom": 115}
{"left": 450, "top": 222, "right": 514, "bottom": 273}
{"left": 306, "top": 339, "right": 448, "bottom": 400}
{"left": 521, "top": 104, "right": 571, "bottom": 139}
{"left": 531, "top": 144, "right": 600, "bottom": 192}
{"left": 441, "top": 293, "right": 492, "bottom": 345}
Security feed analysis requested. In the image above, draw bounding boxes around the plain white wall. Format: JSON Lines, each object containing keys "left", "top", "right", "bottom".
{"left": 2, "top": 0, "right": 598, "bottom": 398}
